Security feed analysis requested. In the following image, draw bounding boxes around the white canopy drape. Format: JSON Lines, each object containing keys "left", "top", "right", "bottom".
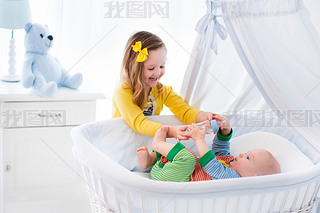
{"left": 181, "top": 0, "right": 320, "bottom": 151}
{"left": 181, "top": 0, "right": 270, "bottom": 115}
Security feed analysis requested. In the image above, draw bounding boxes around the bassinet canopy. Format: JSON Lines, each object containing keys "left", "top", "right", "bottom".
{"left": 181, "top": 0, "right": 320, "bottom": 158}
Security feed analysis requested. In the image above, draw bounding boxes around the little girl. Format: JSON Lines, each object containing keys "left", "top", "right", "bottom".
{"left": 112, "top": 31, "right": 214, "bottom": 139}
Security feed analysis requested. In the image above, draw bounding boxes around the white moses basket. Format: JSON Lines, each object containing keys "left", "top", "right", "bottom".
{"left": 71, "top": 115, "right": 320, "bottom": 213}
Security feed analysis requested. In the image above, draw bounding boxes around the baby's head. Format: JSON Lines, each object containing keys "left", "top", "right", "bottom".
{"left": 230, "top": 149, "right": 280, "bottom": 177}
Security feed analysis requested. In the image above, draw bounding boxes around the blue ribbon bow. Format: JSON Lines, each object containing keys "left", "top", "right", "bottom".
{"left": 195, "top": 0, "right": 228, "bottom": 54}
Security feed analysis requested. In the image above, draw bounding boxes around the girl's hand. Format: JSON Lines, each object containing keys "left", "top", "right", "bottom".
{"left": 174, "top": 125, "right": 190, "bottom": 142}
{"left": 212, "top": 114, "right": 231, "bottom": 136}
{"left": 196, "top": 111, "right": 216, "bottom": 123}
{"left": 186, "top": 124, "right": 207, "bottom": 142}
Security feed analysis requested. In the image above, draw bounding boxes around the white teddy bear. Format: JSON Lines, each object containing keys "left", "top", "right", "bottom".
{"left": 22, "top": 23, "right": 82, "bottom": 97}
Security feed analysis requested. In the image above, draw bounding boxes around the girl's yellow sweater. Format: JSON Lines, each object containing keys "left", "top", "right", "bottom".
{"left": 112, "top": 83, "right": 202, "bottom": 137}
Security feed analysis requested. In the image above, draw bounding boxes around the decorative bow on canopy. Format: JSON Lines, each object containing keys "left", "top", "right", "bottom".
{"left": 195, "top": 0, "right": 228, "bottom": 54}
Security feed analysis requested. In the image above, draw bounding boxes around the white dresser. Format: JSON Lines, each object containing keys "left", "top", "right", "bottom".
{"left": 0, "top": 81, "right": 105, "bottom": 213}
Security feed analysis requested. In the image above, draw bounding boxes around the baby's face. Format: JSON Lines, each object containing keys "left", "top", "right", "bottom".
{"left": 229, "top": 149, "right": 277, "bottom": 177}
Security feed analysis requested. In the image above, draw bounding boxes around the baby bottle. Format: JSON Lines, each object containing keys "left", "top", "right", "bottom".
{"left": 194, "top": 119, "right": 225, "bottom": 134}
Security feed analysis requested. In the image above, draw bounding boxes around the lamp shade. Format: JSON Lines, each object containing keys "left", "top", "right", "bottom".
{"left": 0, "top": 0, "right": 32, "bottom": 29}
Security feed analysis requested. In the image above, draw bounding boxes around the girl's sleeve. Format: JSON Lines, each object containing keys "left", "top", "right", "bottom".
{"left": 113, "top": 85, "right": 161, "bottom": 137}
{"left": 163, "top": 85, "right": 202, "bottom": 124}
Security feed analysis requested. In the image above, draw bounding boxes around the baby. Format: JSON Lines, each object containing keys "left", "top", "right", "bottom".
{"left": 137, "top": 115, "right": 280, "bottom": 182}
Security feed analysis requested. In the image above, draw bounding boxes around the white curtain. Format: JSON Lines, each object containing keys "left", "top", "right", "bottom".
{"left": 182, "top": 0, "right": 320, "bottom": 151}
{"left": 222, "top": 0, "right": 320, "bottom": 150}
{"left": 180, "top": 0, "right": 270, "bottom": 115}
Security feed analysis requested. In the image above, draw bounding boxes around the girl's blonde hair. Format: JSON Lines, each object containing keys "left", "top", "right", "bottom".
{"left": 121, "top": 31, "right": 165, "bottom": 109}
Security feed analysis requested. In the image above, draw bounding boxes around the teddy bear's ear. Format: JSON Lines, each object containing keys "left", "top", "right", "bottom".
{"left": 25, "top": 23, "right": 33, "bottom": 33}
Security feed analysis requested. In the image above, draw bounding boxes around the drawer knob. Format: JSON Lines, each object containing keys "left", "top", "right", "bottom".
{"left": 4, "top": 164, "right": 11, "bottom": 172}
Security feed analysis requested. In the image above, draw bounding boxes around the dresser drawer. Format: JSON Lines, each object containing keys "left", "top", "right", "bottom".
{"left": 1, "top": 101, "right": 96, "bottom": 128}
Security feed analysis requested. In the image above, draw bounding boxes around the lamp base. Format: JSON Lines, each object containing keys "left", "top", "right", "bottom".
{"left": 1, "top": 74, "right": 20, "bottom": 82}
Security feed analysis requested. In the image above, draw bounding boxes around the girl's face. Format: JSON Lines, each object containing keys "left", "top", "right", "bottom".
{"left": 143, "top": 46, "right": 166, "bottom": 91}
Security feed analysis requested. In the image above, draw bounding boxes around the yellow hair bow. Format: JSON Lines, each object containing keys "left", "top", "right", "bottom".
{"left": 131, "top": 41, "right": 148, "bottom": 62}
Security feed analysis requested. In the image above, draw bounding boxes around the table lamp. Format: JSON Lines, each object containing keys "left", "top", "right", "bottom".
{"left": 0, "top": 0, "right": 31, "bottom": 82}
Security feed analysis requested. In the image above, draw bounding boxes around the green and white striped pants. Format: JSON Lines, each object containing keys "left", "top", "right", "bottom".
{"left": 151, "top": 143, "right": 196, "bottom": 182}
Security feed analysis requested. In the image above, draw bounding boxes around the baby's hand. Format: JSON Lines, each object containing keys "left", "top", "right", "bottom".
{"left": 213, "top": 114, "right": 231, "bottom": 136}
{"left": 187, "top": 124, "right": 206, "bottom": 142}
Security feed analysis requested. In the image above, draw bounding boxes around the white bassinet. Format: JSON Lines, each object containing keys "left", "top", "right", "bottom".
{"left": 71, "top": 115, "right": 320, "bottom": 213}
